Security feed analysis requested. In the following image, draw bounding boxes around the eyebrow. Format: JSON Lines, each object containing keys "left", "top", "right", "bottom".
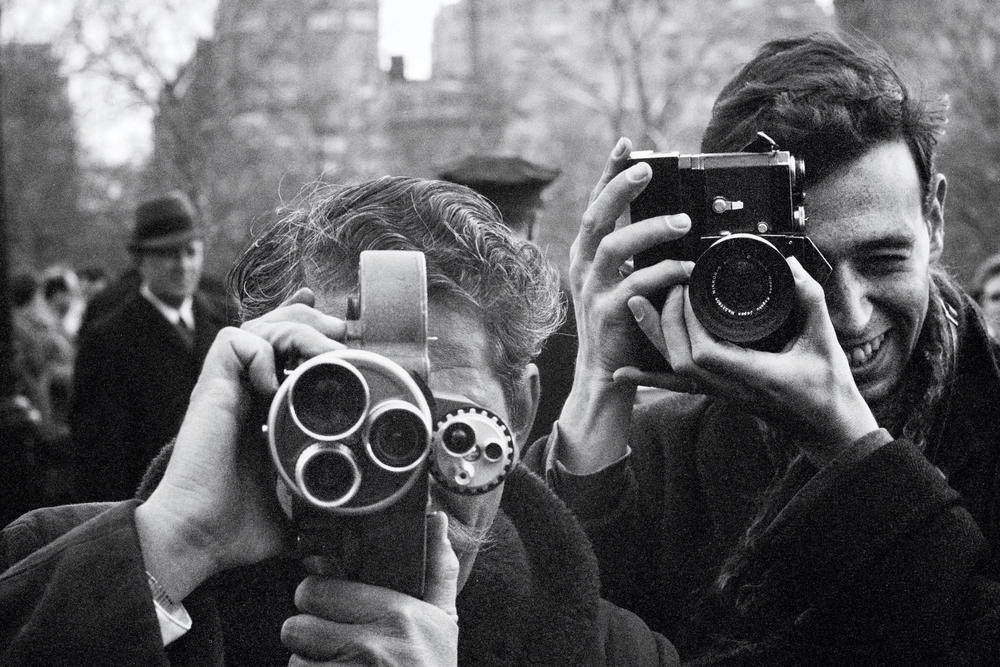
{"left": 852, "top": 234, "right": 915, "bottom": 253}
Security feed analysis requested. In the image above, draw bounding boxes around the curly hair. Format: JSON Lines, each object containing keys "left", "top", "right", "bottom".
{"left": 228, "top": 176, "right": 564, "bottom": 405}
{"left": 701, "top": 32, "right": 948, "bottom": 213}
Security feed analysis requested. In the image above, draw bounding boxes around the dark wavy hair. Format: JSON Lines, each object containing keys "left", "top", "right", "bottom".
{"left": 228, "top": 176, "right": 564, "bottom": 406}
{"left": 701, "top": 32, "right": 948, "bottom": 213}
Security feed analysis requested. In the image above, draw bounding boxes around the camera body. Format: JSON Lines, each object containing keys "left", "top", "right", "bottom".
{"left": 266, "top": 250, "right": 515, "bottom": 597}
{"left": 628, "top": 133, "right": 831, "bottom": 360}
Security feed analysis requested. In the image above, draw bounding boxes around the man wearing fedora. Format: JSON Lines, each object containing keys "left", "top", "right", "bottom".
{"left": 70, "top": 193, "right": 230, "bottom": 501}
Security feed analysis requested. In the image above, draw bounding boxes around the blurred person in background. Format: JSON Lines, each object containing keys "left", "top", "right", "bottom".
{"left": 70, "top": 192, "right": 229, "bottom": 501}
{"left": 437, "top": 155, "right": 577, "bottom": 444}
{"left": 9, "top": 271, "right": 76, "bottom": 507}
{"left": 77, "top": 265, "right": 109, "bottom": 304}
{"left": 41, "top": 266, "right": 86, "bottom": 341}
{"left": 10, "top": 271, "right": 74, "bottom": 430}
{"left": 971, "top": 252, "right": 1000, "bottom": 339}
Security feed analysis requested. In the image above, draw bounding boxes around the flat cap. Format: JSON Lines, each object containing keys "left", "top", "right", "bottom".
{"left": 436, "top": 155, "right": 561, "bottom": 190}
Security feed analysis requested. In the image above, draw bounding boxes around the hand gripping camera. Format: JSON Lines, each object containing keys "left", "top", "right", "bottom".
{"left": 628, "top": 133, "right": 831, "bottom": 364}
{"left": 266, "top": 250, "right": 516, "bottom": 598}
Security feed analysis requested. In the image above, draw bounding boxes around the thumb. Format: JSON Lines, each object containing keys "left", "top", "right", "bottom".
{"left": 423, "top": 511, "right": 459, "bottom": 620}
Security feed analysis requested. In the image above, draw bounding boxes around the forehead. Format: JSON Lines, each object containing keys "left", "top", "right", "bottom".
{"left": 315, "top": 291, "right": 506, "bottom": 413}
{"left": 804, "top": 141, "right": 927, "bottom": 254}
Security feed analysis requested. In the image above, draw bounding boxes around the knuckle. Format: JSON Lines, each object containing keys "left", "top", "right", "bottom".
{"left": 293, "top": 577, "right": 318, "bottom": 612}
{"left": 579, "top": 208, "right": 602, "bottom": 236}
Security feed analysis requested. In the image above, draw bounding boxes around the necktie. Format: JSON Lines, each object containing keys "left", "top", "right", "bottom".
{"left": 176, "top": 317, "right": 195, "bottom": 350}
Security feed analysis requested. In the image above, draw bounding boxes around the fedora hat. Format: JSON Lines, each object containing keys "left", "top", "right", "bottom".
{"left": 130, "top": 193, "right": 201, "bottom": 252}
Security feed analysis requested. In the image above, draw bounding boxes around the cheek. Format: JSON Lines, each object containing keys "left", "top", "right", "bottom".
{"left": 875, "top": 275, "right": 930, "bottom": 339}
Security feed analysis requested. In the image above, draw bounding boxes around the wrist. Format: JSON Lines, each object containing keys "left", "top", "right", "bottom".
{"left": 135, "top": 496, "right": 221, "bottom": 604}
{"left": 557, "top": 374, "right": 635, "bottom": 473}
{"left": 801, "top": 401, "right": 880, "bottom": 468}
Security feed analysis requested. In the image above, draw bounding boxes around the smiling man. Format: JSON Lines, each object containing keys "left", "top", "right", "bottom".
{"left": 2, "top": 177, "right": 679, "bottom": 665}
{"left": 527, "top": 33, "right": 1000, "bottom": 663}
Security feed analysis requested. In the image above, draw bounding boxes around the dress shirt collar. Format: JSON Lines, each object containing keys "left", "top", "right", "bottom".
{"left": 140, "top": 283, "right": 195, "bottom": 330}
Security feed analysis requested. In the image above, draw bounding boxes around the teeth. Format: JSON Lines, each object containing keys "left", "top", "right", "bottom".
{"left": 845, "top": 333, "right": 885, "bottom": 368}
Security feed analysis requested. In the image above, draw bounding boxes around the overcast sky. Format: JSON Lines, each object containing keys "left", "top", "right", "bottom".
{"left": 1, "top": 0, "right": 456, "bottom": 165}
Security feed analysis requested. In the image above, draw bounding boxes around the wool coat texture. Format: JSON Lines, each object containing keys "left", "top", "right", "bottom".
{"left": 0, "top": 465, "right": 680, "bottom": 666}
{"left": 70, "top": 290, "right": 230, "bottom": 501}
{"left": 525, "top": 296, "right": 1000, "bottom": 665}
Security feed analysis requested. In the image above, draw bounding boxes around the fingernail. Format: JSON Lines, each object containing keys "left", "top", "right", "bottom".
{"left": 668, "top": 214, "right": 691, "bottom": 231}
{"left": 626, "top": 162, "right": 650, "bottom": 182}
{"left": 612, "top": 137, "right": 629, "bottom": 158}
{"left": 627, "top": 297, "right": 644, "bottom": 322}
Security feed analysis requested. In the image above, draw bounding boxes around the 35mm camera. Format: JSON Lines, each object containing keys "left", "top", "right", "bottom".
{"left": 628, "top": 133, "right": 831, "bottom": 360}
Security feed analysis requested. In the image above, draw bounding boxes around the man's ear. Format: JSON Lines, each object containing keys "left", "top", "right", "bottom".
{"left": 927, "top": 173, "right": 946, "bottom": 262}
{"left": 508, "top": 363, "right": 540, "bottom": 449}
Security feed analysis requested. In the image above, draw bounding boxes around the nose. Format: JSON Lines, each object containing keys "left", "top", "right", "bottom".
{"left": 824, "top": 264, "right": 872, "bottom": 337}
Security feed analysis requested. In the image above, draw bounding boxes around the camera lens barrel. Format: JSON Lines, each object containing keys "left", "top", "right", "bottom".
{"left": 365, "top": 400, "right": 432, "bottom": 472}
{"left": 689, "top": 233, "right": 795, "bottom": 346}
{"left": 295, "top": 442, "right": 362, "bottom": 508}
{"left": 288, "top": 360, "right": 369, "bottom": 441}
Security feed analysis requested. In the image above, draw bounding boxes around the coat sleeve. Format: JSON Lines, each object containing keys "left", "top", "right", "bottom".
{"left": 590, "top": 599, "right": 681, "bottom": 667}
{"left": 522, "top": 395, "right": 713, "bottom": 634}
{"left": 689, "top": 439, "right": 991, "bottom": 664}
{"left": 0, "top": 501, "right": 171, "bottom": 666}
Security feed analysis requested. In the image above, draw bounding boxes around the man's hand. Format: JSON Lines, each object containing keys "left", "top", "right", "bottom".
{"left": 618, "top": 257, "right": 879, "bottom": 465}
{"left": 135, "top": 288, "right": 348, "bottom": 604}
{"left": 557, "top": 138, "right": 694, "bottom": 472}
{"left": 281, "top": 512, "right": 460, "bottom": 666}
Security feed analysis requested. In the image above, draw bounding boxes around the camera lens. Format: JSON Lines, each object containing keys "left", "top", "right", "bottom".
{"left": 690, "top": 234, "right": 794, "bottom": 346}
{"left": 366, "top": 401, "right": 429, "bottom": 471}
{"left": 711, "top": 254, "right": 774, "bottom": 316}
{"left": 441, "top": 422, "right": 476, "bottom": 457}
{"left": 295, "top": 443, "right": 360, "bottom": 507}
{"left": 289, "top": 361, "right": 369, "bottom": 439}
{"left": 482, "top": 441, "right": 504, "bottom": 462}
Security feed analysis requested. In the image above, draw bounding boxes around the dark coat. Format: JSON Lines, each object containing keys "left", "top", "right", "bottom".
{"left": 525, "top": 298, "right": 1000, "bottom": 665}
{"left": 69, "top": 290, "right": 230, "bottom": 501}
{"left": 0, "top": 466, "right": 679, "bottom": 666}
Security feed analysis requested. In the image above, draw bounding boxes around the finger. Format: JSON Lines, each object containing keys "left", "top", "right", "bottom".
{"left": 590, "top": 216, "right": 692, "bottom": 285}
{"left": 587, "top": 137, "right": 633, "bottom": 205}
{"left": 627, "top": 295, "right": 670, "bottom": 366}
{"left": 280, "top": 286, "right": 316, "bottom": 308}
{"left": 658, "top": 285, "right": 696, "bottom": 374}
{"left": 613, "top": 366, "right": 704, "bottom": 394}
{"left": 195, "top": 327, "right": 280, "bottom": 398}
{"left": 282, "top": 613, "right": 354, "bottom": 662}
{"left": 422, "top": 511, "right": 459, "bottom": 620}
{"left": 245, "top": 302, "right": 348, "bottom": 342}
{"left": 679, "top": 286, "right": 761, "bottom": 381}
{"left": 575, "top": 161, "right": 651, "bottom": 263}
{"left": 294, "top": 575, "right": 398, "bottom": 622}
{"left": 786, "top": 256, "right": 838, "bottom": 350}
{"left": 243, "top": 319, "right": 347, "bottom": 363}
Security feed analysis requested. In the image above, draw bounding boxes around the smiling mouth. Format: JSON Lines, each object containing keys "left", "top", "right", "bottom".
{"left": 842, "top": 332, "right": 886, "bottom": 369}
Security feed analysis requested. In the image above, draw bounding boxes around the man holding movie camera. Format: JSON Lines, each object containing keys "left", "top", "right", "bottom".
{"left": 526, "top": 32, "right": 1000, "bottom": 663}
{"left": 0, "top": 177, "right": 681, "bottom": 665}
